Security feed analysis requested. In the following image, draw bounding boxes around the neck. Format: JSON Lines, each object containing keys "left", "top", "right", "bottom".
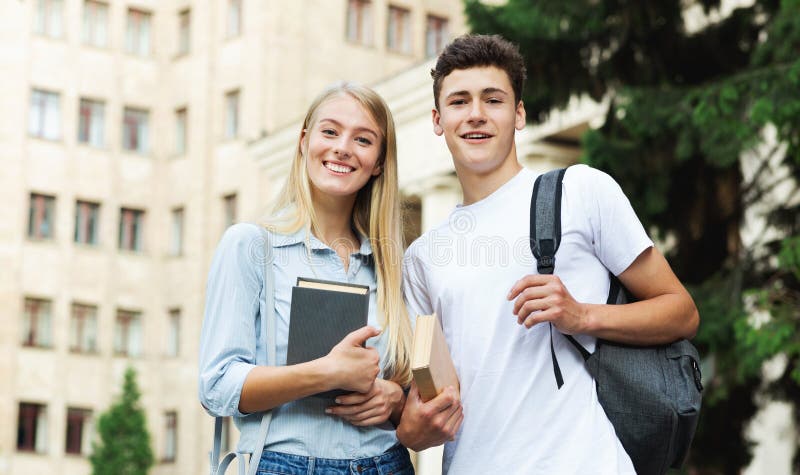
{"left": 456, "top": 148, "right": 523, "bottom": 206}
{"left": 310, "top": 189, "right": 358, "bottom": 245}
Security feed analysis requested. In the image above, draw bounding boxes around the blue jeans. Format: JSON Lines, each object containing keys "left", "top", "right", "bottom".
{"left": 256, "top": 444, "right": 414, "bottom": 475}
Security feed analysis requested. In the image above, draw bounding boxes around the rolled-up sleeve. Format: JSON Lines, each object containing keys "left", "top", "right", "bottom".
{"left": 198, "top": 223, "right": 263, "bottom": 417}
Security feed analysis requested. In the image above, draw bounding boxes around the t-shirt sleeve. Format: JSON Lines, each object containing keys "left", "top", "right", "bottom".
{"left": 571, "top": 165, "right": 654, "bottom": 276}
{"left": 402, "top": 240, "right": 434, "bottom": 330}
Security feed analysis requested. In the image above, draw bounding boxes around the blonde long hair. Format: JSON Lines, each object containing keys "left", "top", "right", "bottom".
{"left": 265, "top": 82, "right": 412, "bottom": 386}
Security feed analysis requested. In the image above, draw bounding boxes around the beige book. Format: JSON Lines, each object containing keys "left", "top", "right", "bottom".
{"left": 411, "top": 314, "right": 459, "bottom": 402}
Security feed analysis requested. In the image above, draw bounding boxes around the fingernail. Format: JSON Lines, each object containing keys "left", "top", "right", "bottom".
{"left": 334, "top": 398, "right": 341, "bottom": 404}
{"left": 325, "top": 408, "right": 332, "bottom": 414}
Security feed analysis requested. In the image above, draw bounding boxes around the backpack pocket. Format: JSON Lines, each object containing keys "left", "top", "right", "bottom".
{"left": 664, "top": 340, "right": 702, "bottom": 468}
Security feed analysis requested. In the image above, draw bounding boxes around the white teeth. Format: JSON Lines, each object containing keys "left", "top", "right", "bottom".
{"left": 324, "top": 162, "right": 354, "bottom": 173}
{"left": 464, "top": 133, "right": 490, "bottom": 139}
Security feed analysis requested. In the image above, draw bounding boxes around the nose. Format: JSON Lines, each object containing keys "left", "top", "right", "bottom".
{"left": 467, "top": 101, "right": 486, "bottom": 124}
{"left": 333, "top": 136, "right": 352, "bottom": 159}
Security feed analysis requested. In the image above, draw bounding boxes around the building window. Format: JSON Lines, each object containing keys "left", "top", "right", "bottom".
{"left": 78, "top": 98, "right": 105, "bottom": 147}
{"left": 166, "top": 308, "right": 180, "bottom": 357}
{"left": 22, "top": 298, "right": 52, "bottom": 348}
{"left": 122, "top": 107, "right": 149, "bottom": 153}
{"left": 170, "top": 208, "right": 184, "bottom": 256}
{"left": 28, "top": 193, "right": 56, "bottom": 240}
{"left": 65, "top": 408, "right": 92, "bottom": 455}
{"left": 224, "top": 90, "right": 240, "bottom": 139}
{"left": 114, "top": 309, "right": 142, "bottom": 357}
{"left": 174, "top": 107, "right": 187, "bottom": 155}
{"left": 74, "top": 200, "right": 100, "bottom": 245}
{"left": 17, "top": 403, "right": 48, "bottom": 453}
{"left": 346, "top": 0, "right": 373, "bottom": 45}
{"left": 126, "top": 8, "right": 152, "bottom": 56}
{"left": 163, "top": 411, "right": 177, "bottom": 462}
{"left": 425, "top": 15, "right": 448, "bottom": 58}
{"left": 227, "top": 0, "right": 242, "bottom": 37}
{"left": 387, "top": 6, "right": 411, "bottom": 54}
{"left": 29, "top": 89, "right": 61, "bottom": 140}
{"left": 223, "top": 194, "right": 237, "bottom": 228}
{"left": 70, "top": 303, "right": 98, "bottom": 353}
{"left": 119, "top": 208, "right": 144, "bottom": 252}
{"left": 34, "top": 0, "right": 64, "bottom": 38}
{"left": 82, "top": 1, "right": 108, "bottom": 47}
{"left": 178, "top": 9, "right": 191, "bottom": 55}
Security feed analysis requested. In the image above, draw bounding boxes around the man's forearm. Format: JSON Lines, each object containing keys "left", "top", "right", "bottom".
{"left": 581, "top": 291, "right": 699, "bottom": 345}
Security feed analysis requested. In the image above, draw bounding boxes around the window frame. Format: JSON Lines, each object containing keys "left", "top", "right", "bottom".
{"left": 114, "top": 309, "right": 142, "bottom": 357}
{"left": 122, "top": 107, "right": 150, "bottom": 154}
{"left": 386, "top": 5, "right": 412, "bottom": 54}
{"left": 65, "top": 407, "right": 93, "bottom": 456}
{"left": 346, "top": 0, "right": 373, "bottom": 46}
{"left": 29, "top": 89, "right": 61, "bottom": 140}
{"left": 425, "top": 14, "right": 449, "bottom": 58}
{"left": 125, "top": 8, "right": 152, "bottom": 57}
{"left": 17, "top": 402, "right": 48, "bottom": 453}
{"left": 69, "top": 303, "right": 98, "bottom": 354}
{"left": 74, "top": 200, "right": 100, "bottom": 246}
{"left": 28, "top": 192, "right": 56, "bottom": 240}
{"left": 78, "top": 98, "right": 105, "bottom": 147}
{"left": 82, "top": 1, "right": 109, "bottom": 47}
{"left": 118, "top": 207, "right": 144, "bottom": 252}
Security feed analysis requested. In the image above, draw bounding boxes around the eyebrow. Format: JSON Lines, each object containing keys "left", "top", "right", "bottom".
{"left": 445, "top": 87, "right": 510, "bottom": 100}
{"left": 317, "top": 118, "right": 379, "bottom": 138}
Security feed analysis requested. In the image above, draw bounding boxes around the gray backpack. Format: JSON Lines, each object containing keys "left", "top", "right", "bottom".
{"left": 530, "top": 167, "right": 703, "bottom": 475}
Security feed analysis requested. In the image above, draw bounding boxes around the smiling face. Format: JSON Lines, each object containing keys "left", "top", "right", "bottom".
{"left": 301, "top": 94, "right": 384, "bottom": 203}
{"left": 433, "top": 66, "right": 526, "bottom": 177}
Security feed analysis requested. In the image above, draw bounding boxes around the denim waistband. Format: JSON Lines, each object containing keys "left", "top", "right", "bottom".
{"left": 256, "top": 444, "right": 413, "bottom": 475}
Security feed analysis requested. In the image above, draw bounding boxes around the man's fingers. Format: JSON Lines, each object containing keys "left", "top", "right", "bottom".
{"left": 445, "top": 410, "right": 464, "bottom": 440}
{"left": 425, "top": 386, "right": 458, "bottom": 412}
{"left": 512, "top": 287, "right": 551, "bottom": 316}
{"left": 516, "top": 299, "right": 548, "bottom": 323}
{"left": 522, "top": 308, "right": 556, "bottom": 328}
{"left": 507, "top": 274, "right": 551, "bottom": 300}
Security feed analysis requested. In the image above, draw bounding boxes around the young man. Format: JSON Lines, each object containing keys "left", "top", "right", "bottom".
{"left": 396, "top": 35, "right": 699, "bottom": 473}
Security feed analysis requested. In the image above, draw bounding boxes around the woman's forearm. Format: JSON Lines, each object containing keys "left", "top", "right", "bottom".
{"left": 238, "top": 359, "right": 333, "bottom": 413}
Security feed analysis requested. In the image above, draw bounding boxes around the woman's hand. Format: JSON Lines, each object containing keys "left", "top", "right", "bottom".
{"left": 326, "top": 379, "right": 405, "bottom": 427}
{"left": 321, "top": 326, "right": 381, "bottom": 394}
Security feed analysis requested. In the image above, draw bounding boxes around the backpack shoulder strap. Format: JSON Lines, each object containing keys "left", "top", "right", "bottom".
{"left": 530, "top": 168, "right": 567, "bottom": 274}
{"left": 530, "top": 168, "right": 591, "bottom": 390}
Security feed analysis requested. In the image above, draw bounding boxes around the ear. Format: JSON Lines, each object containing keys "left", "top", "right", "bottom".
{"left": 371, "top": 165, "right": 382, "bottom": 177}
{"left": 432, "top": 108, "right": 444, "bottom": 136}
{"left": 515, "top": 101, "right": 526, "bottom": 131}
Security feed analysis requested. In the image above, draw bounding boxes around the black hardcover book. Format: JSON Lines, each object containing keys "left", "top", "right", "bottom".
{"left": 287, "top": 277, "right": 370, "bottom": 398}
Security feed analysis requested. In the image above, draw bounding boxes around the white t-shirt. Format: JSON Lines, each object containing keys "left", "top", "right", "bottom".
{"left": 403, "top": 165, "right": 652, "bottom": 474}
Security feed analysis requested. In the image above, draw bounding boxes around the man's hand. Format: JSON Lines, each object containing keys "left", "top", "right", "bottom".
{"left": 396, "top": 382, "right": 463, "bottom": 451}
{"left": 326, "top": 378, "right": 405, "bottom": 427}
{"left": 507, "top": 274, "right": 588, "bottom": 334}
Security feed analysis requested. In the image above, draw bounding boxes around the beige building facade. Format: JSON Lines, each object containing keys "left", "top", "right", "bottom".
{"left": 2, "top": 0, "right": 793, "bottom": 474}
{"left": 1, "top": 1, "right": 465, "bottom": 474}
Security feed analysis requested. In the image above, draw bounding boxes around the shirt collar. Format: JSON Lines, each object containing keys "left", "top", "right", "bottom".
{"left": 271, "top": 227, "right": 373, "bottom": 256}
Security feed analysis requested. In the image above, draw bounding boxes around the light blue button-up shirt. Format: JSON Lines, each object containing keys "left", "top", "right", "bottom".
{"left": 198, "top": 223, "right": 399, "bottom": 458}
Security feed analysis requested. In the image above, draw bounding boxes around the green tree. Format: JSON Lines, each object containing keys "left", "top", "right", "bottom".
{"left": 90, "top": 367, "right": 155, "bottom": 475}
{"left": 466, "top": 0, "right": 800, "bottom": 472}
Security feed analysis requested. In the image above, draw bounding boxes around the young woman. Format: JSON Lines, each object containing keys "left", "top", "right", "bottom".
{"left": 199, "top": 82, "right": 414, "bottom": 474}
